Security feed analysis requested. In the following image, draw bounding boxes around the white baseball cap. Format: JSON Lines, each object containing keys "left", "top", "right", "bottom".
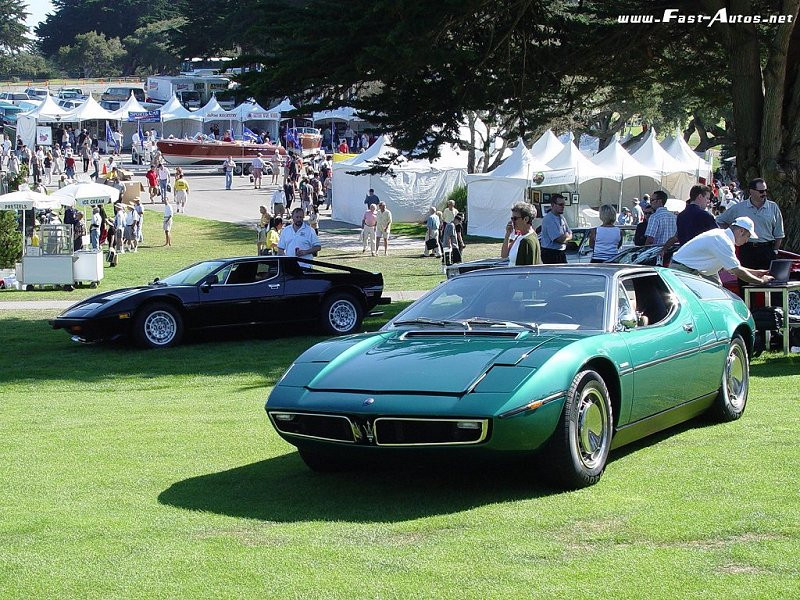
{"left": 732, "top": 216, "right": 758, "bottom": 239}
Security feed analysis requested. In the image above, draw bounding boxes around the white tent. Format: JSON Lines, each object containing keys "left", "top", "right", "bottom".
{"left": 231, "top": 101, "right": 281, "bottom": 140}
{"left": 108, "top": 95, "right": 149, "bottom": 151}
{"left": 16, "top": 96, "right": 68, "bottom": 149}
{"left": 332, "top": 138, "right": 467, "bottom": 225}
{"left": 630, "top": 128, "right": 696, "bottom": 200}
{"left": 543, "top": 133, "right": 611, "bottom": 185}
{"left": 269, "top": 98, "right": 297, "bottom": 113}
{"left": 159, "top": 94, "right": 203, "bottom": 139}
{"left": 529, "top": 129, "right": 565, "bottom": 164}
{"left": 465, "top": 143, "right": 554, "bottom": 237}
{"left": 313, "top": 107, "right": 363, "bottom": 123}
{"left": 581, "top": 139, "right": 661, "bottom": 210}
{"left": 194, "top": 97, "right": 239, "bottom": 137}
{"left": 661, "top": 133, "right": 713, "bottom": 182}
{"left": 346, "top": 135, "right": 394, "bottom": 166}
{"left": 60, "top": 96, "right": 115, "bottom": 122}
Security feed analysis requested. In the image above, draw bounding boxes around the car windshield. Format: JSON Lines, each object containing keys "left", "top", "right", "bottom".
{"left": 388, "top": 271, "right": 608, "bottom": 331}
{"left": 159, "top": 260, "right": 227, "bottom": 285}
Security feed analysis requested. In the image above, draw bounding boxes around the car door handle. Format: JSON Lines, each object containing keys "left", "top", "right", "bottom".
{"left": 682, "top": 322, "right": 694, "bottom": 332}
{"left": 268, "top": 284, "right": 280, "bottom": 289}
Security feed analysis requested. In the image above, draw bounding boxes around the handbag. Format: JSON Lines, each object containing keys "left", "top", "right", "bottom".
{"left": 425, "top": 238, "right": 438, "bottom": 251}
{"left": 166, "top": 184, "right": 172, "bottom": 193}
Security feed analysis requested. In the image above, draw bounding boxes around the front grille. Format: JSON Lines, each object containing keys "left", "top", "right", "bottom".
{"left": 269, "top": 412, "right": 356, "bottom": 443}
{"left": 373, "top": 418, "right": 489, "bottom": 446}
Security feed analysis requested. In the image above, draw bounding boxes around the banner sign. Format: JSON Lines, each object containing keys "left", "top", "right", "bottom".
{"left": 245, "top": 111, "right": 281, "bottom": 120}
{"left": 0, "top": 201, "right": 33, "bottom": 210}
{"left": 204, "top": 111, "right": 238, "bottom": 120}
{"left": 77, "top": 197, "right": 109, "bottom": 206}
{"left": 36, "top": 126, "right": 53, "bottom": 146}
{"left": 128, "top": 110, "right": 161, "bottom": 123}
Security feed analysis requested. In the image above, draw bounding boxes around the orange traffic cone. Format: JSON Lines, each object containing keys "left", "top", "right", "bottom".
{"left": 101, "top": 163, "right": 108, "bottom": 175}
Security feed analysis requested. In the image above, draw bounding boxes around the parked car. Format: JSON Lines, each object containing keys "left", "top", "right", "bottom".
{"left": 266, "top": 264, "right": 754, "bottom": 488}
{"left": 0, "top": 91, "right": 33, "bottom": 105}
{"left": 24, "top": 87, "right": 50, "bottom": 100}
{"left": 50, "top": 257, "right": 389, "bottom": 348}
{"left": 57, "top": 88, "right": 86, "bottom": 101}
{"left": 57, "top": 99, "right": 84, "bottom": 110}
{"left": 98, "top": 100, "right": 122, "bottom": 111}
{"left": 101, "top": 86, "right": 145, "bottom": 103}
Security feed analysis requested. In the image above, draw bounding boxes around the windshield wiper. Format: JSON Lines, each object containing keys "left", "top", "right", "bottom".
{"left": 463, "top": 317, "right": 540, "bottom": 333}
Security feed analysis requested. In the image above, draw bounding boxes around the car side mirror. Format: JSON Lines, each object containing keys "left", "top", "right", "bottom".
{"left": 617, "top": 308, "right": 638, "bottom": 331}
{"left": 201, "top": 274, "right": 219, "bottom": 292}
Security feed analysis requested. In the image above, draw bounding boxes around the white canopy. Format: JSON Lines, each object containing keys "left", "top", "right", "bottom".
{"left": 52, "top": 182, "right": 121, "bottom": 206}
{"left": 590, "top": 139, "right": 660, "bottom": 182}
{"left": 332, "top": 137, "right": 467, "bottom": 225}
{"left": 108, "top": 94, "right": 148, "bottom": 121}
{"left": 465, "top": 142, "right": 557, "bottom": 237}
{"left": 269, "top": 98, "right": 297, "bottom": 113}
{"left": 313, "top": 107, "right": 363, "bottom": 123}
{"left": 0, "top": 189, "right": 73, "bottom": 210}
{"left": 160, "top": 95, "right": 202, "bottom": 121}
{"left": 21, "top": 95, "right": 67, "bottom": 120}
{"left": 529, "top": 129, "right": 565, "bottom": 164}
{"left": 661, "top": 133, "right": 713, "bottom": 180}
{"left": 60, "top": 96, "right": 115, "bottom": 122}
{"left": 540, "top": 133, "right": 611, "bottom": 186}
{"left": 629, "top": 129, "right": 690, "bottom": 176}
{"left": 16, "top": 97, "right": 70, "bottom": 148}
{"left": 194, "top": 97, "right": 238, "bottom": 121}
{"left": 233, "top": 101, "right": 280, "bottom": 121}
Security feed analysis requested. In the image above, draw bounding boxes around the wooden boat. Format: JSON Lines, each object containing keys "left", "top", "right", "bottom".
{"left": 286, "top": 127, "right": 323, "bottom": 155}
{"left": 156, "top": 139, "right": 287, "bottom": 167}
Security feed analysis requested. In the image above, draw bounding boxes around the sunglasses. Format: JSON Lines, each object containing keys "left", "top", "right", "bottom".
{"left": 753, "top": 189, "right": 768, "bottom": 195}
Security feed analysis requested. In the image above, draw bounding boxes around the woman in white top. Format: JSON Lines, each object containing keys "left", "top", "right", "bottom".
{"left": 589, "top": 204, "right": 622, "bottom": 263}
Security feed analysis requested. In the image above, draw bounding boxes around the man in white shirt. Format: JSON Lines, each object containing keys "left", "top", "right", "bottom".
{"left": 271, "top": 187, "right": 286, "bottom": 218}
{"left": 670, "top": 217, "right": 772, "bottom": 285}
{"left": 278, "top": 208, "right": 321, "bottom": 265}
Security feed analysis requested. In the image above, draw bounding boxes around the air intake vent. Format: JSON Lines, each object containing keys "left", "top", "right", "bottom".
{"left": 270, "top": 412, "right": 356, "bottom": 443}
{"left": 403, "top": 331, "right": 520, "bottom": 338}
{"left": 374, "top": 418, "right": 489, "bottom": 445}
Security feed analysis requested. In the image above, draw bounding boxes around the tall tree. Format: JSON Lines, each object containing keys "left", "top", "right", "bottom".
{"left": 123, "top": 18, "right": 186, "bottom": 75}
{"left": 0, "top": 0, "right": 30, "bottom": 55}
{"left": 57, "top": 31, "right": 126, "bottom": 78}
{"left": 36, "top": 0, "right": 185, "bottom": 58}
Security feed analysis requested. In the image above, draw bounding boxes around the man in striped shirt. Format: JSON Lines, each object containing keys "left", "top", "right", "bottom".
{"left": 644, "top": 190, "right": 677, "bottom": 246}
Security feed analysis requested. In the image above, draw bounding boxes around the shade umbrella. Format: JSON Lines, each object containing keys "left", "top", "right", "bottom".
{"left": 52, "top": 182, "right": 121, "bottom": 207}
{"left": 0, "top": 190, "right": 75, "bottom": 255}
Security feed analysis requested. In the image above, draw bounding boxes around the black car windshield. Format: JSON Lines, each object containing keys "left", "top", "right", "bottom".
{"left": 388, "top": 271, "right": 608, "bottom": 331}
{"left": 160, "top": 260, "right": 228, "bottom": 285}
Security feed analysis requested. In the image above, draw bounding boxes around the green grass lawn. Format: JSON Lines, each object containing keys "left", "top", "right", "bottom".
{"left": 1, "top": 215, "right": 501, "bottom": 300}
{"left": 1, "top": 308, "right": 798, "bottom": 598}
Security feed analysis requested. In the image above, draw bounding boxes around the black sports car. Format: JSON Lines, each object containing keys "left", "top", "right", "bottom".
{"left": 51, "top": 257, "right": 389, "bottom": 348}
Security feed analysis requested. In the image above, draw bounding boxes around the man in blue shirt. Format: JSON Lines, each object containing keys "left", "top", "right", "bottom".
{"left": 673, "top": 184, "right": 717, "bottom": 245}
{"left": 540, "top": 193, "right": 572, "bottom": 263}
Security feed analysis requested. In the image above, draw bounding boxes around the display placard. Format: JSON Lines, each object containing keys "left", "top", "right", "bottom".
{"left": 36, "top": 126, "right": 53, "bottom": 146}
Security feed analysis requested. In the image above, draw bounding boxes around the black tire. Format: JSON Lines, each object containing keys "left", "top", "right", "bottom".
{"left": 26, "top": 284, "right": 34, "bottom": 291}
{"left": 546, "top": 369, "right": 613, "bottom": 489}
{"left": 133, "top": 302, "right": 184, "bottom": 348}
{"left": 320, "top": 292, "right": 363, "bottom": 335}
{"left": 63, "top": 284, "right": 74, "bottom": 291}
{"left": 89, "top": 282, "right": 98, "bottom": 289}
{"left": 233, "top": 163, "right": 243, "bottom": 176}
{"left": 298, "top": 448, "right": 354, "bottom": 472}
{"left": 709, "top": 335, "right": 749, "bottom": 422}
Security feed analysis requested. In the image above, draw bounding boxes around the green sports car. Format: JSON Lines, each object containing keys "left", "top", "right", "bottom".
{"left": 265, "top": 265, "right": 754, "bottom": 488}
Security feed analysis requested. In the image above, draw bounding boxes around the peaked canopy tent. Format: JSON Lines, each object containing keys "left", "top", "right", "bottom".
{"left": 108, "top": 95, "right": 149, "bottom": 151}
{"left": 230, "top": 101, "right": 281, "bottom": 141}
{"left": 57, "top": 96, "right": 118, "bottom": 152}
{"left": 583, "top": 139, "right": 661, "bottom": 211}
{"left": 661, "top": 133, "right": 713, "bottom": 183}
{"left": 159, "top": 95, "right": 203, "bottom": 139}
{"left": 332, "top": 136, "right": 468, "bottom": 225}
{"left": 465, "top": 142, "right": 554, "bottom": 237}
{"left": 194, "top": 97, "right": 239, "bottom": 137}
{"left": 629, "top": 128, "right": 696, "bottom": 200}
{"left": 529, "top": 129, "right": 565, "bottom": 164}
{"left": 15, "top": 96, "right": 68, "bottom": 149}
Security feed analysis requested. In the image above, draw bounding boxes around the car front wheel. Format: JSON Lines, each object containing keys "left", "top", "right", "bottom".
{"left": 133, "top": 302, "right": 184, "bottom": 348}
{"left": 320, "top": 293, "right": 363, "bottom": 335}
{"left": 547, "top": 369, "right": 613, "bottom": 489}
{"left": 710, "top": 335, "right": 748, "bottom": 422}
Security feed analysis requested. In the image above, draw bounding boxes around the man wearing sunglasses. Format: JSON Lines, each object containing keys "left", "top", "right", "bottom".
{"left": 716, "top": 177, "right": 784, "bottom": 272}
{"left": 540, "top": 193, "right": 572, "bottom": 263}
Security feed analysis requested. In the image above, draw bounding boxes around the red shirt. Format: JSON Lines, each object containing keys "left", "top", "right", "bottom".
{"left": 145, "top": 170, "right": 158, "bottom": 186}
{"left": 338, "top": 142, "right": 349, "bottom": 153}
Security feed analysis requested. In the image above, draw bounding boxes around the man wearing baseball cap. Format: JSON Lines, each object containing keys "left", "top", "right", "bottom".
{"left": 669, "top": 216, "right": 773, "bottom": 285}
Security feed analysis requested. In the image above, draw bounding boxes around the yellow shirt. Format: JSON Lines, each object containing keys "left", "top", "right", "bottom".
{"left": 174, "top": 178, "right": 189, "bottom": 192}
{"left": 266, "top": 228, "right": 280, "bottom": 250}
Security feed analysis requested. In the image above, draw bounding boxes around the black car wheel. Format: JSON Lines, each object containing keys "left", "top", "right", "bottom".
{"left": 133, "top": 302, "right": 184, "bottom": 348}
{"left": 320, "top": 293, "right": 363, "bottom": 335}
{"left": 710, "top": 335, "right": 748, "bottom": 422}
{"left": 298, "top": 448, "right": 354, "bottom": 472}
{"left": 547, "top": 369, "right": 613, "bottom": 489}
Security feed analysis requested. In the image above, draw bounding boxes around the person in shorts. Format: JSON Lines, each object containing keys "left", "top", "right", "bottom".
{"left": 173, "top": 173, "right": 189, "bottom": 213}
{"left": 376, "top": 201, "right": 393, "bottom": 256}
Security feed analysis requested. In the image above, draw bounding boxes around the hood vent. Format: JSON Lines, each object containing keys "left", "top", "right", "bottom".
{"left": 402, "top": 330, "right": 521, "bottom": 339}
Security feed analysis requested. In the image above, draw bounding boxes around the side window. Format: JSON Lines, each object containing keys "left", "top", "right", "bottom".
{"left": 225, "top": 262, "right": 259, "bottom": 285}
{"left": 621, "top": 274, "right": 676, "bottom": 326}
{"left": 618, "top": 282, "right": 635, "bottom": 321}
{"left": 254, "top": 260, "right": 279, "bottom": 281}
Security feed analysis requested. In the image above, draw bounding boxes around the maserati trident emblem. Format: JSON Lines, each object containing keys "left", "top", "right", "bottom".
{"left": 363, "top": 397, "right": 375, "bottom": 406}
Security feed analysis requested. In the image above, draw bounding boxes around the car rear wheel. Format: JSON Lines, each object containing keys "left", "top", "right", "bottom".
{"left": 133, "top": 302, "right": 183, "bottom": 348}
{"left": 546, "top": 369, "right": 613, "bottom": 489}
{"left": 710, "top": 335, "right": 748, "bottom": 422}
{"left": 298, "top": 448, "right": 354, "bottom": 472}
{"left": 320, "top": 293, "right": 363, "bottom": 335}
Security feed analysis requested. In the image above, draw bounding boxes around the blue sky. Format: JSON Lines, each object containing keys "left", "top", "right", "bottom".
{"left": 25, "top": 0, "right": 54, "bottom": 31}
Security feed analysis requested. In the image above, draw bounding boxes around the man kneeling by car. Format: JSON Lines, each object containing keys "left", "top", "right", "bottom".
{"left": 669, "top": 216, "right": 772, "bottom": 286}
